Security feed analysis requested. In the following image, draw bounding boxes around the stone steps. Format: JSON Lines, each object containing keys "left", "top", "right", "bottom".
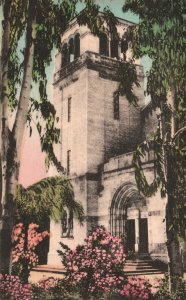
{"left": 124, "top": 256, "right": 166, "bottom": 276}
{"left": 33, "top": 257, "right": 166, "bottom": 278}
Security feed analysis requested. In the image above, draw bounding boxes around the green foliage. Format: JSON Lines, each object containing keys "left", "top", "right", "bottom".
{"left": 32, "top": 278, "right": 84, "bottom": 300}
{"left": 32, "top": 285, "right": 52, "bottom": 300}
{"left": 123, "top": 0, "right": 186, "bottom": 115}
{"left": 133, "top": 125, "right": 166, "bottom": 198}
{"left": 154, "top": 274, "right": 185, "bottom": 300}
{"left": 77, "top": 1, "right": 118, "bottom": 38}
{"left": 117, "top": 62, "right": 140, "bottom": 106}
{"left": 167, "top": 129, "right": 186, "bottom": 239}
{"left": 2, "top": 0, "right": 119, "bottom": 172}
{"left": 123, "top": 0, "right": 186, "bottom": 241}
{"left": 16, "top": 176, "right": 84, "bottom": 224}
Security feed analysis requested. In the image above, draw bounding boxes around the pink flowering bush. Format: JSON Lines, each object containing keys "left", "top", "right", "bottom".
{"left": 33, "top": 276, "right": 83, "bottom": 299}
{"left": 58, "top": 226, "right": 126, "bottom": 297}
{"left": 12, "top": 223, "right": 49, "bottom": 283}
{"left": 0, "top": 273, "right": 32, "bottom": 300}
{"left": 58, "top": 226, "right": 153, "bottom": 299}
{"left": 118, "top": 277, "right": 152, "bottom": 299}
{"left": 38, "top": 276, "right": 61, "bottom": 290}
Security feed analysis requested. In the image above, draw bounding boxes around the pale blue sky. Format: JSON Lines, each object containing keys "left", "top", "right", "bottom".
{"left": 77, "top": 0, "right": 139, "bottom": 22}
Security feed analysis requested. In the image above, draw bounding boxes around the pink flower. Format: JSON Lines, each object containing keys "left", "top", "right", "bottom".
{"left": 12, "top": 223, "right": 49, "bottom": 272}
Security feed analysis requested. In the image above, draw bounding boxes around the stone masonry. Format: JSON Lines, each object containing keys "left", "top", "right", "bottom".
{"left": 48, "top": 15, "right": 169, "bottom": 266}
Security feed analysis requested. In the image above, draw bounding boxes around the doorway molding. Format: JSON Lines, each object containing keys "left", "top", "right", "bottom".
{"left": 110, "top": 182, "right": 148, "bottom": 253}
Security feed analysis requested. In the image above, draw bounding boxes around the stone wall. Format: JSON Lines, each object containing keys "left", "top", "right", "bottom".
{"left": 48, "top": 16, "right": 170, "bottom": 266}
{"left": 97, "top": 153, "right": 167, "bottom": 262}
{"left": 48, "top": 174, "right": 88, "bottom": 265}
{"left": 87, "top": 67, "right": 144, "bottom": 164}
{"left": 54, "top": 67, "right": 89, "bottom": 176}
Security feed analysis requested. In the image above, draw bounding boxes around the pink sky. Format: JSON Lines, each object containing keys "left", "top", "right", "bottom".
{"left": 19, "top": 126, "right": 46, "bottom": 188}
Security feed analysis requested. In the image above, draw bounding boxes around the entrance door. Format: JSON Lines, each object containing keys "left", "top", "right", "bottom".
{"left": 126, "top": 219, "right": 135, "bottom": 252}
{"left": 139, "top": 218, "right": 148, "bottom": 253}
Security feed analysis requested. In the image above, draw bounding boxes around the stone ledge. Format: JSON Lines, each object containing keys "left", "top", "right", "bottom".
{"left": 32, "top": 264, "right": 66, "bottom": 274}
{"left": 103, "top": 150, "right": 154, "bottom": 173}
{"left": 54, "top": 51, "right": 144, "bottom": 84}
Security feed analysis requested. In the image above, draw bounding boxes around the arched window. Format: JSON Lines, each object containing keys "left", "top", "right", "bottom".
{"left": 111, "top": 39, "right": 119, "bottom": 58}
{"left": 61, "top": 210, "right": 68, "bottom": 236}
{"left": 68, "top": 210, "right": 73, "bottom": 236}
{"left": 67, "top": 149, "right": 71, "bottom": 175}
{"left": 74, "top": 33, "right": 80, "bottom": 59}
{"left": 61, "top": 43, "right": 68, "bottom": 66}
{"left": 68, "top": 38, "right": 74, "bottom": 62}
{"left": 61, "top": 209, "right": 74, "bottom": 237}
{"left": 99, "top": 33, "right": 109, "bottom": 56}
{"left": 121, "top": 39, "right": 128, "bottom": 61}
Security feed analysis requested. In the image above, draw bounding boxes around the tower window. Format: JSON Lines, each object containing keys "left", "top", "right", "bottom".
{"left": 61, "top": 43, "right": 68, "bottom": 66}
{"left": 121, "top": 39, "right": 128, "bottom": 61}
{"left": 67, "top": 150, "right": 71, "bottom": 175}
{"left": 68, "top": 38, "right": 74, "bottom": 62}
{"left": 99, "top": 33, "right": 109, "bottom": 56}
{"left": 68, "top": 97, "right": 71, "bottom": 122}
{"left": 74, "top": 33, "right": 80, "bottom": 59}
{"left": 113, "top": 92, "right": 119, "bottom": 120}
{"left": 111, "top": 39, "right": 119, "bottom": 58}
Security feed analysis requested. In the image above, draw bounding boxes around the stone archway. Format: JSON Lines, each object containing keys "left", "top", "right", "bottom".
{"left": 110, "top": 183, "right": 148, "bottom": 254}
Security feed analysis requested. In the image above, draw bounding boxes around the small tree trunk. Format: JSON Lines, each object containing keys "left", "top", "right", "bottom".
{"left": 0, "top": 0, "right": 13, "bottom": 274}
{"left": 0, "top": 0, "right": 36, "bottom": 274}
{"left": 165, "top": 86, "right": 183, "bottom": 289}
{"left": 166, "top": 156, "right": 183, "bottom": 278}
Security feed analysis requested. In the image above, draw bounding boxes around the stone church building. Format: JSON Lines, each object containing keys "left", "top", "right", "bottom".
{"left": 47, "top": 15, "right": 168, "bottom": 267}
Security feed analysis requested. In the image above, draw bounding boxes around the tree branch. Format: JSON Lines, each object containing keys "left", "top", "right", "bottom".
{"left": 172, "top": 125, "right": 186, "bottom": 142}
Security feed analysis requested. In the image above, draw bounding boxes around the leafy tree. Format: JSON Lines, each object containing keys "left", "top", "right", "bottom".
{"left": 0, "top": 0, "right": 118, "bottom": 274}
{"left": 14, "top": 176, "right": 84, "bottom": 283}
{"left": 123, "top": 0, "right": 186, "bottom": 281}
{"left": 0, "top": 0, "right": 73, "bottom": 275}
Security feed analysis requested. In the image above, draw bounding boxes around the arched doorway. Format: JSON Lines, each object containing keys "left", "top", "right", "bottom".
{"left": 110, "top": 183, "right": 148, "bottom": 254}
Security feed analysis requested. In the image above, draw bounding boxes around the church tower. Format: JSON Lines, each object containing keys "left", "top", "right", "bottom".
{"left": 48, "top": 15, "right": 145, "bottom": 265}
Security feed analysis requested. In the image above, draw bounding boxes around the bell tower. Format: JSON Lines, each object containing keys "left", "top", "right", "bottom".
{"left": 48, "top": 15, "right": 144, "bottom": 265}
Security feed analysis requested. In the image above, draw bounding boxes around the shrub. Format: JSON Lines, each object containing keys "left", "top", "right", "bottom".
{"left": 58, "top": 226, "right": 125, "bottom": 296}
{"left": 12, "top": 223, "right": 49, "bottom": 282}
{"left": 0, "top": 273, "right": 32, "bottom": 300}
{"left": 33, "top": 275, "right": 153, "bottom": 300}
{"left": 58, "top": 226, "right": 152, "bottom": 299}
{"left": 118, "top": 277, "right": 152, "bottom": 299}
{"left": 153, "top": 274, "right": 185, "bottom": 300}
{"left": 34, "top": 277, "right": 83, "bottom": 300}
{"left": 37, "top": 276, "right": 61, "bottom": 290}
